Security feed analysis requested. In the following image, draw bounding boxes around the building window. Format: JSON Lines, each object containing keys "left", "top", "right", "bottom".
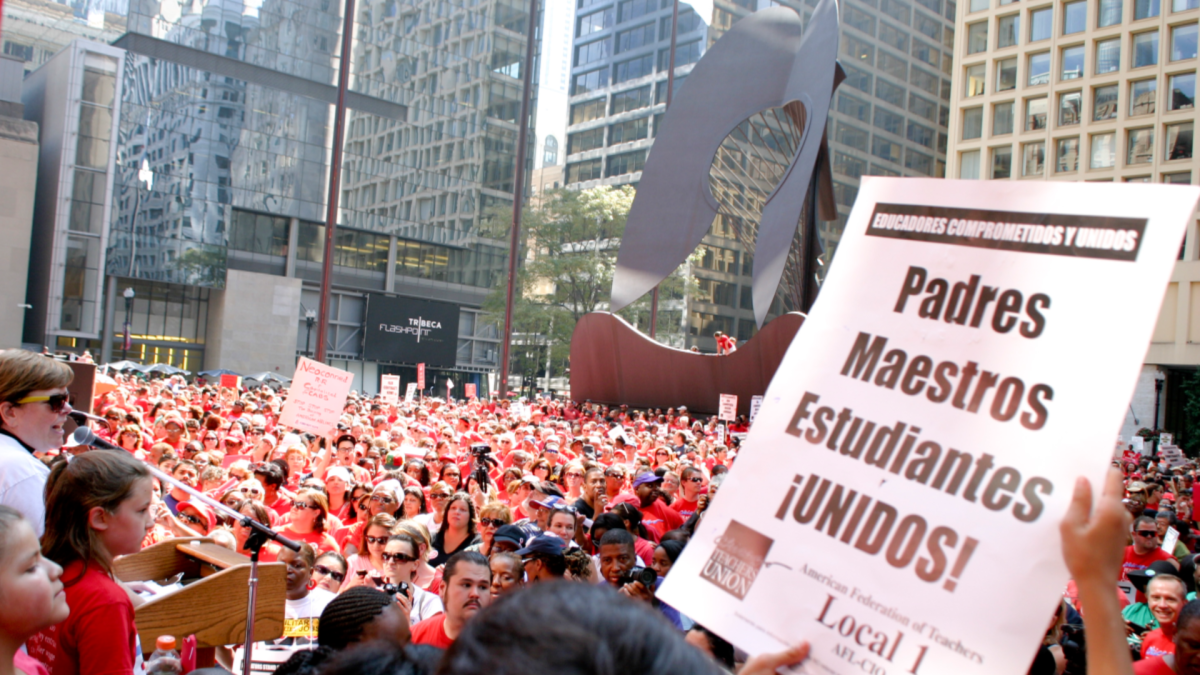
{"left": 568, "top": 127, "right": 605, "bottom": 154}
{"left": 229, "top": 210, "right": 288, "bottom": 257}
{"left": 991, "top": 146, "right": 1013, "bottom": 178}
{"left": 617, "top": 0, "right": 656, "bottom": 23}
{"left": 965, "top": 63, "right": 986, "bottom": 96}
{"left": 880, "top": 23, "right": 911, "bottom": 52}
{"left": 1094, "top": 84, "right": 1120, "bottom": 119}
{"left": 608, "top": 117, "right": 649, "bottom": 145}
{"left": 1026, "top": 97, "right": 1049, "bottom": 129}
{"left": 1166, "top": 121, "right": 1194, "bottom": 159}
{"left": 573, "top": 68, "right": 610, "bottom": 95}
{"left": 1164, "top": 171, "right": 1192, "bottom": 183}
{"left": 993, "top": 101, "right": 1015, "bottom": 134}
{"left": 878, "top": 79, "right": 907, "bottom": 106}
{"left": 845, "top": 34, "right": 877, "bottom": 64}
{"left": 1176, "top": 0, "right": 1199, "bottom": 11}
{"left": 1029, "top": 51, "right": 1051, "bottom": 84}
{"left": 905, "top": 148, "right": 935, "bottom": 174}
{"left": 872, "top": 136, "right": 904, "bottom": 164}
{"left": 566, "top": 158, "right": 603, "bottom": 182}
{"left": 1091, "top": 132, "right": 1117, "bottom": 167}
{"left": 605, "top": 149, "right": 647, "bottom": 177}
{"left": 1172, "top": 23, "right": 1199, "bottom": 60}
{"left": 836, "top": 121, "right": 871, "bottom": 151}
{"left": 968, "top": 21, "right": 988, "bottom": 54}
{"left": 998, "top": 14, "right": 1020, "bottom": 47}
{"left": 963, "top": 107, "right": 984, "bottom": 139}
{"left": 1096, "top": 38, "right": 1122, "bottom": 73}
{"left": 577, "top": 7, "right": 615, "bottom": 36}
{"left": 1029, "top": 8, "right": 1053, "bottom": 42}
{"left": 1128, "top": 127, "right": 1155, "bottom": 163}
{"left": 838, "top": 93, "right": 872, "bottom": 121}
{"left": 845, "top": 4, "right": 878, "bottom": 33}
{"left": 1056, "top": 137, "right": 1080, "bottom": 171}
{"left": 658, "top": 41, "right": 703, "bottom": 71}
{"left": 1134, "top": 31, "right": 1160, "bottom": 67}
{"left": 543, "top": 136, "right": 559, "bottom": 166}
{"left": 1064, "top": 1, "right": 1088, "bottom": 32}
{"left": 575, "top": 39, "right": 611, "bottom": 67}
{"left": 614, "top": 54, "right": 654, "bottom": 83}
{"left": 1136, "top": 0, "right": 1161, "bottom": 18}
{"left": 970, "top": 0, "right": 988, "bottom": 12}
{"left": 610, "top": 86, "right": 652, "bottom": 114}
{"left": 1061, "top": 45, "right": 1085, "bottom": 79}
{"left": 1100, "top": 0, "right": 1124, "bottom": 25}
{"left": 996, "top": 57, "right": 1018, "bottom": 90}
{"left": 878, "top": 51, "right": 910, "bottom": 81}
{"left": 834, "top": 151, "right": 867, "bottom": 178}
{"left": 1170, "top": 72, "right": 1197, "bottom": 108}
{"left": 615, "top": 23, "right": 655, "bottom": 53}
{"left": 1059, "top": 91, "right": 1083, "bottom": 125}
{"left": 571, "top": 98, "right": 607, "bottom": 124}
{"left": 1130, "top": 78, "right": 1158, "bottom": 115}
{"left": 875, "top": 108, "right": 905, "bottom": 136}
{"left": 1023, "top": 141, "right": 1047, "bottom": 175}
{"left": 908, "top": 120, "right": 937, "bottom": 147}
{"left": 960, "top": 150, "right": 982, "bottom": 178}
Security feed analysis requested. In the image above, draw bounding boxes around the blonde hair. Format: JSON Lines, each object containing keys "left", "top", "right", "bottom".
{"left": 0, "top": 350, "right": 73, "bottom": 406}
{"left": 392, "top": 520, "right": 431, "bottom": 552}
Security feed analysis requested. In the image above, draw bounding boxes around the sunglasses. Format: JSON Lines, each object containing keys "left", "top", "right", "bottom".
{"left": 313, "top": 565, "right": 345, "bottom": 582}
{"left": 1136, "top": 530, "right": 1160, "bottom": 538}
{"left": 245, "top": 488, "right": 263, "bottom": 496}
{"left": 687, "top": 477, "right": 703, "bottom": 483}
{"left": 370, "top": 495, "right": 396, "bottom": 504}
{"left": 565, "top": 473, "right": 584, "bottom": 479}
{"left": 179, "top": 513, "right": 204, "bottom": 526}
{"left": 366, "top": 535, "right": 389, "bottom": 546}
{"left": 430, "top": 493, "right": 451, "bottom": 500}
{"left": 291, "top": 502, "right": 319, "bottom": 511}
{"left": 381, "top": 551, "right": 418, "bottom": 563}
{"left": 15, "top": 393, "right": 70, "bottom": 413}
{"left": 480, "top": 517, "right": 507, "bottom": 528}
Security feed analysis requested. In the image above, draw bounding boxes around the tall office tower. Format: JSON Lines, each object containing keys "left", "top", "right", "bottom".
{"left": 15, "top": 0, "right": 534, "bottom": 393}
{"left": 564, "top": 0, "right": 956, "bottom": 350}
{"left": 944, "top": 0, "right": 1200, "bottom": 441}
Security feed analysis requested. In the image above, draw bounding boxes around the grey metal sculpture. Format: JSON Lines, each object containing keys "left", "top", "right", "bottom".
{"left": 610, "top": 0, "right": 841, "bottom": 327}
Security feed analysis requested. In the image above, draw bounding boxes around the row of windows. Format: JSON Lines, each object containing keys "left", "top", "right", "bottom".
{"left": 961, "top": 123, "right": 1194, "bottom": 178}
{"left": 572, "top": 41, "right": 702, "bottom": 93}
{"left": 566, "top": 116, "right": 652, "bottom": 153}
{"left": 837, "top": 92, "right": 948, "bottom": 148}
{"left": 843, "top": 3, "right": 956, "bottom": 51}
{"left": 960, "top": 74, "right": 1195, "bottom": 140}
{"left": 568, "top": 77, "right": 686, "bottom": 125}
{"left": 841, "top": 38, "right": 952, "bottom": 100}
{"left": 968, "top": 0, "right": 1198, "bottom": 27}
{"left": 833, "top": 120, "right": 943, "bottom": 174}
{"left": 564, "top": 149, "right": 649, "bottom": 182}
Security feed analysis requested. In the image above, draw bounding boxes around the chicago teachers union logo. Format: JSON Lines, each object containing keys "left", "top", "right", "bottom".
{"left": 701, "top": 520, "right": 773, "bottom": 600}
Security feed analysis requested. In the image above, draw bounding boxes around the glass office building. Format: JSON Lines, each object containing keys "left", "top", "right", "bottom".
{"left": 563, "top": 0, "right": 955, "bottom": 349}
{"left": 8, "top": 0, "right": 529, "bottom": 390}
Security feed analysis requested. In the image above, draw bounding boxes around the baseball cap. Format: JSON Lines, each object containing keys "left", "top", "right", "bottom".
{"left": 532, "top": 495, "right": 567, "bottom": 510}
{"left": 1128, "top": 560, "right": 1183, "bottom": 594}
{"left": 1127, "top": 481, "right": 1149, "bottom": 493}
{"left": 515, "top": 533, "right": 566, "bottom": 559}
{"left": 633, "top": 472, "right": 663, "bottom": 488}
{"left": 493, "top": 524, "right": 526, "bottom": 549}
{"left": 177, "top": 501, "right": 216, "bottom": 532}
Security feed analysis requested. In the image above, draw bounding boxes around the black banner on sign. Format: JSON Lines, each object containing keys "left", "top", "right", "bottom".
{"left": 363, "top": 295, "right": 460, "bottom": 367}
{"left": 866, "top": 203, "right": 1148, "bottom": 261}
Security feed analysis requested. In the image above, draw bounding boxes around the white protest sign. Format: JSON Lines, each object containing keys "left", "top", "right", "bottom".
{"left": 1132, "top": 436, "right": 1146, "bottom": 454}
{"left": 1162, "top": 432, "right": 1175, "bottom": 445}
{"left": 404, "top": 382, "right": 418, "bottom": 403}
{"left": 279, "top": 358, "right": 355, "bottom": 436}
{"left": 716, "top": 423, "right": 726, "bottom": 446}
{"left": 719, "top": 394, "right": 738, "bottom": 422}
{"left": 750, "top": 395, "right": 764, "bottom": 425}
{"left": 1163, "top": 526, "right": 1180, "bottom": 554}
{"left": 380, "top": 375, "right": 401, "bottom": 404}
{"left": 657, "top": 177, "right": 1198, "bottom": 675}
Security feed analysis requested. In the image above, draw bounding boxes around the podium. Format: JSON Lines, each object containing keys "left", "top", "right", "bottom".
{"left": 113, "top": 538, "right": 287, "bottom": 655}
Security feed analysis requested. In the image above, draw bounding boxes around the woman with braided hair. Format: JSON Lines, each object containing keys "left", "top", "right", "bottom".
{"left": 271, "top": 586, "right": 410, "bottom": 675}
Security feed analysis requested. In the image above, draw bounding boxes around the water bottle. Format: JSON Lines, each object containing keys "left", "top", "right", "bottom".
{"left": 145, "top": 635, "right": 182, "bottom": 674}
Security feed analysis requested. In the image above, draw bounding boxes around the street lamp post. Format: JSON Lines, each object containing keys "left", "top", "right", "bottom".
{"left": 122, "top": 287, "right": 134, "bottom": 360}
{"left": 1154, "top": 370, "right": 1166, "bottom": 458}
{"left": 305, "top": 310, "right": 317, "bottom": 357}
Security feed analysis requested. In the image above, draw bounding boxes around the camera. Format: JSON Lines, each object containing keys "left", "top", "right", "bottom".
{"left": 621, "top": 566, "right": 658, "bottom": 589}
{"left": 469, "top": 443, "right": 498, "bottom": 491}
{"left": 378, "top": 581, "right": 410, "bottom": 598}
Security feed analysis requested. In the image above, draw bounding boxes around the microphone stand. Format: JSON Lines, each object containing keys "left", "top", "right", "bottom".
{"left": 70, "top": 426, "right": 298, "bottom": 675}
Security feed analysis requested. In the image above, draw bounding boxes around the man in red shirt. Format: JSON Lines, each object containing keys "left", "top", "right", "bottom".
{"left": 1140, "top": 572, "right": 1188, "bottom": 659}
{"left": 411, "top": 551, "right": 492, "bottom": 649}
{"left": 1135, "top": 600, "right": 1200, "bottom": 675}
{"left": 632, "top": 473, "right": 684, "bottom": 542}
{"left": 1124, "top": 516, "right": 1178, "bottom": 603}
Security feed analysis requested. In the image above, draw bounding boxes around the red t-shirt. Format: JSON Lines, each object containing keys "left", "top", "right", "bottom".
{"left": 638, "top": 500, "right": 685, "bottom": 542}
{"left": 1141, "top": 628, "right": 1175, "bottom": 659}
{"left": 27, "top": 561, "right": 138, "bottom": 675}
{"left": 1134, "top": 656, "right": 1175, "bottom": 675}
{"left": 671, "top": 497, "right": 699, "bottom": 520}
{"left": 280, "top": 528, "right": 340, "bottom": 555}
{"left": 1122, "top": 546, "right": 1175, "bottom": 580}
{"left": 410, "top": 613, "right": 453, "bottom": 649}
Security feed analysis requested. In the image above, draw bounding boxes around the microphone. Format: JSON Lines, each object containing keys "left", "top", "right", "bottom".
{"left": 68, "top": 427, "right": 301, "bottom": 552}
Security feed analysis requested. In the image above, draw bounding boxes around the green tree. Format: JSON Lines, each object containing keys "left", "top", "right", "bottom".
{"left": 483, "top": 186, "right": 693, "bottom": 391}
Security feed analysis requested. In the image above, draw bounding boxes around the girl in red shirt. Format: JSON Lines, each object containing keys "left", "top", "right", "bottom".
{"left": 0, "top": 506, "right": 69, "bottom": 675}
{"left": 28, "top": 451, "right": 155, "bottom": 675}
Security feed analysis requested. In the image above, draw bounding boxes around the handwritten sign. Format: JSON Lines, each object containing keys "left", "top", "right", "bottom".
{"left": 278, "top": 357, "right": 355, "bottom": 436}
{"left": 718, "top": 394, "right": 737, "bottom": 422}
{"left": 380, "top": 375, "right": 400, "bottom": 404}
{"left": 749, "top": 395, "right": 764, "bottom": 425}
{"left": 658, "top": 178, "right": 1199, "bottom": 675}
{"left": 404, "top": 382, "right": 418, "bottom": 403}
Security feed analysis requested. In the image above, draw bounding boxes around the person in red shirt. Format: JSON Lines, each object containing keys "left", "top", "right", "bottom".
{"left": 29, "top": 451, "right": 155, "bottom": 675}
{"left": 410, "top": 551, "right": 492, "bottom": 649}
{"left": 1140, "top": 573, "right": 1188, "bottom": 660}
{"left": 671, "top": 466, "right": 704, "bottom": 520}
{"left": 1135, "top": 600, "right": 1200, "bottom": 674}
{"left": 1124, "top": 516, "right": 1178, "bottom": 604}
{"left": 631, "top": 473, "right": 684, "bottom": 542}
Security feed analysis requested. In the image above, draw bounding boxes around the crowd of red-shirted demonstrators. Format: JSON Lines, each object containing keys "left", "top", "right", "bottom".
{"left": 0, "top": 347, "right": 1179, "bottom": 675}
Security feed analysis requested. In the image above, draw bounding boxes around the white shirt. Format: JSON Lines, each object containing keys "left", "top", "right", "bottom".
{"left": 282, "top": 588, "right": 336, "bottom": 645}
{"left": 410, "top": 585, "right": 443, "bottom": 625}
{"left": 0, "top": 432, "right": 50, "bottom": 536}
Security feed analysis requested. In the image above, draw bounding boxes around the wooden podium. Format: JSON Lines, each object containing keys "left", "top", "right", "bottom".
{"left": 113, "top": 538, "right": 287, "bottom": 655}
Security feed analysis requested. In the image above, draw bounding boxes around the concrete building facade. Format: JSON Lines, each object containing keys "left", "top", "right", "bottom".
{"left": 0, "top": 54, "right": 40, "bottom": 349}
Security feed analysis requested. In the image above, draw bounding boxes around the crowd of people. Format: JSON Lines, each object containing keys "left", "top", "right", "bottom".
{"left": 0, "top": 346, "right": 1183, "bottom": 675}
